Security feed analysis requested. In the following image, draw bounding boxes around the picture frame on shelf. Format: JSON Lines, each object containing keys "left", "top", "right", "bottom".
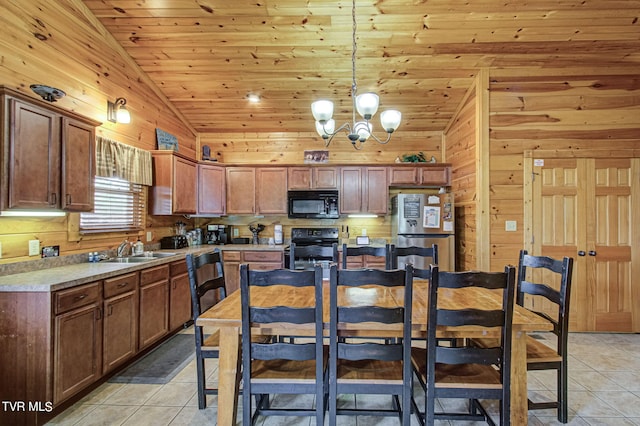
{"left": 156, "top": 128, "right": 179, "bottom": 151}
{"left": 304, "top": 150, "right": 329, "bottom": 164}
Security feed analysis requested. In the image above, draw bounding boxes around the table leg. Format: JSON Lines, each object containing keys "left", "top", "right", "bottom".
{"left": 511, "top": 330, "right": 528, "bottom": 425}
{"left": 217, "top": 326, "right": 241, "bottom": 425}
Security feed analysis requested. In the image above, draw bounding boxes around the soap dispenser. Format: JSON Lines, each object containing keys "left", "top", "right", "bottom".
{"left": 134, "top": 238, "right": 144, "bottom": 256}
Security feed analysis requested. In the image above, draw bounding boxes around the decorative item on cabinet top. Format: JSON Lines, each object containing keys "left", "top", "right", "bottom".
{"left": 30, "top": 84, "right": 66, "bottom": 102}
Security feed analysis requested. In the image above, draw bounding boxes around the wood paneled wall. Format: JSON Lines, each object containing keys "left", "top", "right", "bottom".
{"left": 198, "top": 131, "right": 444, "bottom": 164}
{"left": 0, "top": 0, "right": 196, "bottom": 263}
{"left": 444, "top": 80, "right": 478, "bottom": 271}
{"left": 485, "top": 69, "right": 640, "bottom": 271}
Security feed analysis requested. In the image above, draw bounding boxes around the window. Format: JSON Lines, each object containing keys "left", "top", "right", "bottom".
{"left": 80, "top": 176, "right": 145, "bottom": 232}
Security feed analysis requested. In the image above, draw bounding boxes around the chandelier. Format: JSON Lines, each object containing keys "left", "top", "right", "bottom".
{"left": 311, "top": 0, "right": 401, "bottom": 150}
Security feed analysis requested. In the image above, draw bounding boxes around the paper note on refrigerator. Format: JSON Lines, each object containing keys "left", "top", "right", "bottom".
{"left": 427, "top": 195, "right": 440, "bottom": 205}
{"left": 424, "top": 206, "right": 441, "bottom": 228}
{"left": 443, "top": 221, "right": 454, "bottom": 232}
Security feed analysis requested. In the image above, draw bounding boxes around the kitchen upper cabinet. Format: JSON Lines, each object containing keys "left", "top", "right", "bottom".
{"left": 388, "top": 164, "right": 451, "bottom": 187}
{"left": 150, "top": 151, "right": 197, "bottom": 215}
{"left": 256, "top": 167, "right": 287, "bottom": 214}
{"left": 226, "top": 167, "right": 256, "bottom": 214}
{"left": 340, "top": 166, "right": 388, "bottom": 214}
{"left": 226, "top": 167, "right": 287, "bottom": 214}
{"left": 288, "top": 166, "right": 338, "bottom": 190}
{"left": 0, "top": 87, "right": 98, "bottom": 212}
{"left": 198, "top": 163, "right": 226, "bottom": 215}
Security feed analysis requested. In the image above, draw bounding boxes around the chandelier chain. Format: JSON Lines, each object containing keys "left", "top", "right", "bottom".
{"left": 351, "top": 0, "right": 358, "bottom": 125}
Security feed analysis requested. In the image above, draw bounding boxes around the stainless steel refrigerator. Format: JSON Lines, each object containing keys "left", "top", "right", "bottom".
{"left": 391, "top": 192, "right": 455, "bottom": 271}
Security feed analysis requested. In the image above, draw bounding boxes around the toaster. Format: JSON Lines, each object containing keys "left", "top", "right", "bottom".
{"left": 160, "top": 235, "right": 189, "bottom": 249}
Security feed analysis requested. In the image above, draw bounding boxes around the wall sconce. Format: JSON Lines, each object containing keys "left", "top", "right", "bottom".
{"left": 107, "top": 97, "right": 131, "bottom": 124}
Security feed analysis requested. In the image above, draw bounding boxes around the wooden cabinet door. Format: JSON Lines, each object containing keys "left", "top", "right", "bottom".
{"left": 314, "top": 167, "right": 339, "bottom": 189}
{"left": 169, "top": 267, "right": 192, "bottom": 330}
{"left": 139, "top": 279, "right": 169, "bottom": 349}
{"left": 6, "top": 98, "right": 60, "bottom": 210}
{"left": 256, "top": 167, "right": 287, "bottom": 214}
{"left": 288, "top": 167, "right": 313, "bottom": 190}
{"left": 528, "top": 154, "right": 639, "bottom": 332}
{"left": 340, "top": 167, "right": 363, "bottom": 213}
{"left": 54, "top": 303, "right": 102, "bottom": 404}
{"left": 420, "top": 165, "right": 451, "bottom": 186}
{"left": 364, "top": 167, "right": 388, "bottom": 214}
{"left": 103, "top": 291, "right": 137, "bottom": 374}
{"left": 173, "top": 156, "right": 197, "bottom": 214}
{"left": 389, "top": 167, "right": 418, "bottom": 185}
{"left": 226, "top": 167, "right": 256, "bottom": 214}
{"left": 61, "top": 117, "right": 95, "bottom": 211}
{"left": 222, "top": 251, "right": 241, "bottom": 294}
{"left": 198, "top": 164, "right": 226, "bottom": 214}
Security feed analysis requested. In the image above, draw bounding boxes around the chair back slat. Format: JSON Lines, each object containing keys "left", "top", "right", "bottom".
{"left": 338, "top": 306, "right": 405, "bottom": 324}
{"left": 290, "top": 243, "right": 338, "bottom": 269}
{"left": 249, "top": 267, "right": 317, "bottom": 287}
{"left": 250, "top": 306, "right": 316, "bottom": 324}
{"left": 338, "top": 342, "right": 403, "bottom": 362}
{"left": 390, "top": 244, "right": 438, "bottom": 269}
{"left": 439, "top": 270, "right": 510, "bottom": 290}
{"left": 437, "top": 308, "right": 506, "bottom": 328}
{"left": 337, "top": 267, "right": 406, "bottom": 287}
{"left": 435, "top": 346, "right": 503, "bottom": 366}
{"left": 186, "top": 250, "right": 227, "bottom": 318}
{"left": 520, "top": 281, "right": 562, "bottom": 305}
{"left": 252, "top": 342, "right": 316, "bottom": 361}
{"left": 342, "top": 244, "right": 392, "bottom": 269}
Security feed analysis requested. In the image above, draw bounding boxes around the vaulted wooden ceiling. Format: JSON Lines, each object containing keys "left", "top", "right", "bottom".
{"left": 83, "top": 0, "right": 640, "bottom": 134}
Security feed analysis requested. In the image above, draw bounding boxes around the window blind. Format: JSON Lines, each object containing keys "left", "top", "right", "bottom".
{"left": 80, "top": 177, "right": 144, "bottom": 232}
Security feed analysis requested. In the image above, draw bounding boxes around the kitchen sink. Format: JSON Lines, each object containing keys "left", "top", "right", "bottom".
{"left": 137, "top": 252, "right": 177, "bottom": 258}
{"left": 104, "top": 257, "right": 155, "bottom": 263}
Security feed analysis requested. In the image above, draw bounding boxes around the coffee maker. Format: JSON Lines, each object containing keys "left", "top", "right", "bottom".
{"left": 205, "top": 224, "right": 230, "bottom": 245}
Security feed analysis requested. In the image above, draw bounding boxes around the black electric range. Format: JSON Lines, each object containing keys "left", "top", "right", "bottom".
{"left": 284, "top": 227, "right": 339, "bottom": 277}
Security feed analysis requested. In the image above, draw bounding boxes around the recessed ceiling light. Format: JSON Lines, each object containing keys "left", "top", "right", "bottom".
{"left": 247, "top": 94, "right": 261, "bottom": 103}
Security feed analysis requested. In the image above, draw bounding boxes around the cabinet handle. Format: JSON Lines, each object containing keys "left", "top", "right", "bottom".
{"left": 589, "top": 250, "right": 597, "bottom": 256}
{"left": 66, "top": 194, "right": 72, "bottom": 205}
{"left": 96, "top": 307, "right": 102, "bottom": 320}
{"left": 118, "top": 282, "right": 128, "bottom": 288}
{"left": 578, "top": 251, "right": 586, "bottom": 256}
{"left": 75, "top": 294, "right": 87, "bottom": 301}
{"left": 50, "top": 192, "right": 57, "bottom": 206}
{"left": 108, "top": 305, "right": 113, "bottom": 316}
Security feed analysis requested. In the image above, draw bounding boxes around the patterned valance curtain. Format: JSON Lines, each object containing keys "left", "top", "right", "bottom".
{"left": 95, "top": 136, "right": 153, "bottom": 186}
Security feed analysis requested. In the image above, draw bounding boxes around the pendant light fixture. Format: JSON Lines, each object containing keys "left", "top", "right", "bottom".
{"left": 311, "top": 0, "right": 401, "bottom": 150}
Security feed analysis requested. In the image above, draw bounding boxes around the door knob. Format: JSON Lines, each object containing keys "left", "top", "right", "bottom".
{"left": 589, "top": 251, "right": 597, "bottom": 256}
{"left": 578, "top": 251, "right": 586, "bottom": 256}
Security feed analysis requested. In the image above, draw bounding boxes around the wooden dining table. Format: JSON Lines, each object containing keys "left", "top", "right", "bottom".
{"left": 196, "top": 279, "right": 552, "bottom": 425}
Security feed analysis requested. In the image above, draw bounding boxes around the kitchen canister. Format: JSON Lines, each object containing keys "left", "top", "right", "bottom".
{"left": 274, "top": 224, "right": 283, "bottom": 244}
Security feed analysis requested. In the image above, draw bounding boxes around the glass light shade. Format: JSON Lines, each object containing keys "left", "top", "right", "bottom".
{"left": 380, "top": 110, "right": 401, "bottom": 132}
{"left": 116, "top": 106, "right": 131, "bottom": 124}
{"left": 315, "top": 119, "right": 335, "bottom": 138}
{"left": 355, "top": 121, "right": 372, "bottom": 141}
{"left": 311, "top": 100, "right": 334, "bottom": 122}
{"left": 355, "top": 93, "right": 379, "bottom": 119}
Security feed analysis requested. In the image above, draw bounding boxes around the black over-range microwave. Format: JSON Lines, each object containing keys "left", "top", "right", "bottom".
{"left": 288, "top": 190, "right": 339, "bottom": 219}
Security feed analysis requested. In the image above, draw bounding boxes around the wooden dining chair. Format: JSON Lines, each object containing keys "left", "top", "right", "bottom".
{"left": 240, "top": 264, "right": 327, "bottom": 425}
{"left": 341, "top": 243, "right": 392, "bottom": 269}
{"left": 185, "top": 250, "right": 227, "bottom": 409}
{"left": 411, "top": 265, "right": 516, "bottom": 426}
{"left": 474, "top": 250, "right": 574, "bottom": 423}
{"left": 389, "top": 244, "right": 438, "bottom": 269}
{"left": 328, "top": 264, "right": 414, "bottom": 425}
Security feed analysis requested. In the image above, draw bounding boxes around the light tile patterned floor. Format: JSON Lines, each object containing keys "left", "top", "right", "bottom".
{"left": 47, "top": 331, "right": 640, "bottom": 425}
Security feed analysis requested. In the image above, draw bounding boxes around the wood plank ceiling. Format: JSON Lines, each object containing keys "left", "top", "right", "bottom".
{"left": 83, "top": 0, "right": 640, "bottom": 134}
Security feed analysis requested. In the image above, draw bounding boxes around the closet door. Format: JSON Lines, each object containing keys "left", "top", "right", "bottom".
{"left": 527, "top": 153, "right": 639, "bottom": 332}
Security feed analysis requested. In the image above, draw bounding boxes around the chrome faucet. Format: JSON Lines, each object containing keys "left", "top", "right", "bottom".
{"left": 117, "top": 240, "right": 131, "bottom": 258}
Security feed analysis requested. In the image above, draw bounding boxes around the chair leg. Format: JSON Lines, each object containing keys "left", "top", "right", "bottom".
{"left": 242, "top": 383, "right": 251, "bottom": 426}
{"left": 558, "top": 364, "right": 568, "bottom": 423}
{"left": 195, "top": 353, "right": 207, "bottom": 409}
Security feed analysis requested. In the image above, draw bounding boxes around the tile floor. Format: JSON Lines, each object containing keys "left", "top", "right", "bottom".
{"left": 47, "top": 330, "right": 640, "bottom": 425}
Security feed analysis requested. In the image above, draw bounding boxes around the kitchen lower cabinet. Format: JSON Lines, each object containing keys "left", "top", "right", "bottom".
{"left": 53, "top": 282, "right": 103, "bottom": 405}
{"left": 222, "top": 250, "right": 283, "bottom": 294}
{"left": 139, "top": 265, "right": 170, "bottom": 350}
{"left": 103, "top": 273, "right": 138, "bottom": 374}
{"left": 169, "top": 259, "right": 192, "bottom": 330}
